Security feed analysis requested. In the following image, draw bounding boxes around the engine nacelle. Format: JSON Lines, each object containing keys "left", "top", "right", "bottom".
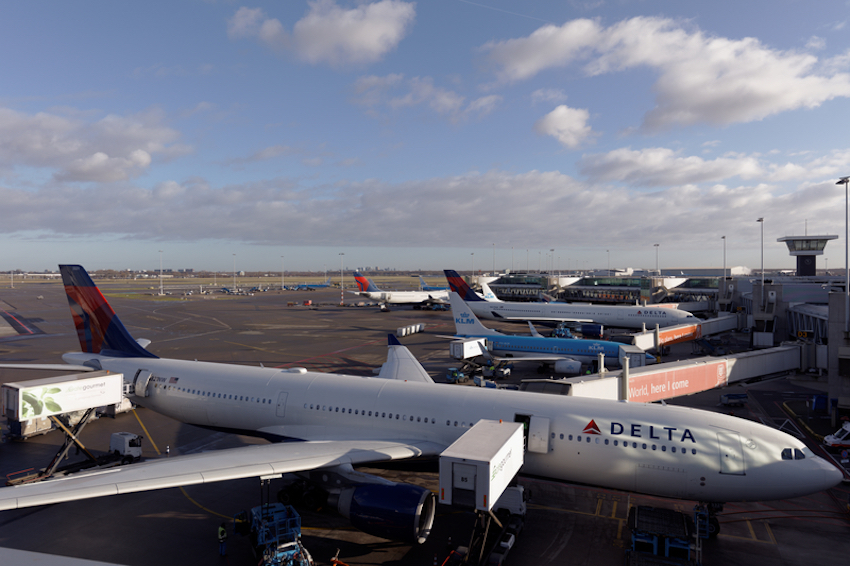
{"left": 336, "top": 483, "right": 435, "bottom": 544}
{"left": 580, "top": 324, "right": 604, "bottom": 339}
{"left": 553, "top": 359, "right": 582, "bottom": 375}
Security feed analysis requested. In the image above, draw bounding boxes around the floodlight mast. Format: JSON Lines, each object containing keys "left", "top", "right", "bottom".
{"left": 837, "top": 176, "right": 850, "bottom": 334}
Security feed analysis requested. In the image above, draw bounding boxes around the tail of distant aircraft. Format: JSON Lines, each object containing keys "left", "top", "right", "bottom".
{"left": 448, "top": 292, "right": 500, "bottom": 337}
{"left": 353, "top": 271, "right": 381, "bottom": 293}
{"left": 479, "top": 281, "right": 502, "bottom": 302}
{"left": 443, "top": 270, "right": 484, "bottom": 302}
{"left": 59, "top": 265, "right": 157, "bottom": 358}
{"left": 418, "top": 276, "right": 448, "bottom": 291}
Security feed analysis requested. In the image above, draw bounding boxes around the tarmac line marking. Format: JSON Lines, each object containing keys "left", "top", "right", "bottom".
{"left": 610, "top": 500, "right": 618, "bottom": 519}
{"left": 746, "top": 519, "right": 757, "bottom": 540}
{"left": 595, "top": 498, "right": 603, "bottom": 516}
{"left": 132, "top": 409, "right": 161, "bottom": 456}
{"left": 764, "top": 521, "right": 777, "bottom": 544}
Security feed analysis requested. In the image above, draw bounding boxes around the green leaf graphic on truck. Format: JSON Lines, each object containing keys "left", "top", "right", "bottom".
{"left": 21, "top": 387, "right": 62, "bottom": 418}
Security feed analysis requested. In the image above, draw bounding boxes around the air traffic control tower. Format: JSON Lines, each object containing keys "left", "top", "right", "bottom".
{"left": 777, "top": 234, "right": 837, "bottom": 276}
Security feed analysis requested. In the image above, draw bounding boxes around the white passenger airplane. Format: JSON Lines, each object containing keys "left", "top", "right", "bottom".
{"left": 0, "top": 265, "right": 841, "bottom": 542}
{"left": 447, "top": 292, "right": 654, "bottom": 373}
{"left": 446, "top": 270, "right": 698, "bottom": 330}
{"left": 353, "top": 271, "right": 448, "bottom": 310}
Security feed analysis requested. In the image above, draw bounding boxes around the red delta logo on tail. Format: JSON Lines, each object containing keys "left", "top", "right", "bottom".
{"left": 354, "top": 273, "right": 369, "bottom": 292}
{"left": 583, "top": 420, "right": 601, "bottom": 435}
{"left": 60, "top": 265, "right": 157, "bottom": 359}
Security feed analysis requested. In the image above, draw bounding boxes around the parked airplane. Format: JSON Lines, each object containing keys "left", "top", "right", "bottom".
{"left": 417, "top": 275, "right": 448, "bottom": 291}
{"left": 445, "top": 270, "right": 697, "bottom": 329}
{"left": 353, "top": 272, "right": 448, "bottom": 310}
{"left": 448, "top": 292, "right": 653, "bottom": 374}
{"left": 291, "top": 277, "right": 332, "bottom": 290}
{"left": 0, "top": 265, "right": 841, "bottom": 543}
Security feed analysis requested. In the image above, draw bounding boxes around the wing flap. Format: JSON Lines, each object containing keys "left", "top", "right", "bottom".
{"left": 0, "top": 439, "right": 443, "bottom": 511}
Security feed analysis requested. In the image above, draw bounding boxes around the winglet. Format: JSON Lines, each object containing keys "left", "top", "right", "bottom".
{"left": 388, "top": 334, "right": 402, "bottom": 346}
{"left": 60, "top": 265, "right": 157, "bottom": 359}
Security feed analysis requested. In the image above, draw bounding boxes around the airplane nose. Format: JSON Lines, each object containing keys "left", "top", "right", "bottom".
{"left": 822, "top": 463, "right": 845, "bottom": 490}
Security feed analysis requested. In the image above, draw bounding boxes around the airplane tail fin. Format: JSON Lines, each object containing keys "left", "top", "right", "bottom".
{"left": 59, "top": 265, "right": 157, "bottom": 358}
{"left": 377, "top": 335, "right": 435, "bottom": 383}
{"left": 443, "top": 270, "right": 484, "bottom": 302}
{"left": 354, "top": 271, "right": 379, "bottom": 293}
{"left": 449, "top": 292, "right": 500, "bottom": 337}
{"left": 479, "top": 281, "right": 502, "bottom": 302}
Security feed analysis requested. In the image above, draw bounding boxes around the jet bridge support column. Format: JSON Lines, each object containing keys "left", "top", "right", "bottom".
{"left": 620, "top": 358, "right": 630, "bottom": 401}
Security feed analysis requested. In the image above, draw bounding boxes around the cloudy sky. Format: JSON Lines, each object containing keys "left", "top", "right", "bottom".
{"left": 2, "top": 0, "right": 850, "bottom": 274}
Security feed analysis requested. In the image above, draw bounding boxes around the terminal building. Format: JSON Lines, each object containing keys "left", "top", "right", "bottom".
{"left": 472, "top": 234, "right": 850, "bottom": 413}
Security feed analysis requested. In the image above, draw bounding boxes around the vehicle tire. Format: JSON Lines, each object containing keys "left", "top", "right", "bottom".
{"left": 708, "top": 517, "right": 720, "bottom": 538}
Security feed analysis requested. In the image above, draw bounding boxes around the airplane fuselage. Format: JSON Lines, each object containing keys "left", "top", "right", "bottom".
{"left": 358, "top": 290, "right": 449, "bottom": 305}
{"left": 67, "top": 352, "right": 840, "bottom": 504}
{"left": 467, "top": 301, "right": 697, "bottom": 329}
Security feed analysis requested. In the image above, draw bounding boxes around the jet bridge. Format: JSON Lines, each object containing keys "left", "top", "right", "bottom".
{"left": 537, "top": 344, "right": 802, "bottom": 403}
{"left": 631, "top": 313, "right": 740, "bottom": 351}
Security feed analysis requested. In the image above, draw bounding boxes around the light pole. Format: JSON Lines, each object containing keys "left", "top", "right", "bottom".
{"left": 492, "top": 243, "right": 495, "bottom": 275}
{"left": 654, "top": 244, "right": 660, "bottom": 275}
{"left": 837, "top": 176, "right": 850, "bottom": 333}
{"left": 757, "top": 218, "right": 764, "bottom": 310}
{"left": 470, "top": 253, "right": 474, "bottom": 277}
{"left": 607, "top": 249, "right": 610, "bottom": 274}
{"left": 721, "top": 236, "right": 726, "bottom": 297}
{"left": 550, "top": 249, "right": 555, "bottom": 273}
{"left": 159, "top": 250, "right": 163, "bottom": 296}
{"left": 232, "top": 254, "right": 237, "bottom": 291}
{"left": 281, "top": 256, "right": 285, "bottom": 290}
{"left": 339, "top": 253, "right": 345, "bottom": 306}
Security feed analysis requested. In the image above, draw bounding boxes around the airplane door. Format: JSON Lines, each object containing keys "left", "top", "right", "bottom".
{"left": 716, "top": 431, "right": 746, "bottom": 475}
{"left": 133, "top": 370, "right": 152, "bottom": 397}
{"left": 528, "top": 416, "right": 550, "bottom": 454}
{"left": 276, "top": 392, "right": 288, "bottom": 418}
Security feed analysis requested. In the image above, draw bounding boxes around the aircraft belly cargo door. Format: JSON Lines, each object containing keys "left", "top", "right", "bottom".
{"left": 276, "top": 392, "right": 288, "bottom": 418}
{"left": 716, "top": 431, "right": 746, "bottom": 475}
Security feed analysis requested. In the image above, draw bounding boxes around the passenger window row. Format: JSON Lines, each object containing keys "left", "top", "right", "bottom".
{"left": 552, "top": 431, "right": 698, "bottom": 455}
{"left": 304, "top": 403, "right": 437, "bottom": 424}
{"left": 153, "top": 383, "right": 272, "bottom": 404}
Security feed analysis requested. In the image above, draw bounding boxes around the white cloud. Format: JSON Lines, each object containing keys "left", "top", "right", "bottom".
{"left": 2, "top": 169, "right": 846, "bottom": 258}
{"left": 0, "top": 107, "right": 185, "bottom": 182}
{"left": 578, "top": 147, "right": 763, "bottom": 186}
{"left": 534, "top": 105, "right": 592, "bottom": 148}
{"left": 483, "top": 16, "right": 850, "bottom": 129}
{"left": 228, "top": 1, "right": 415, "bottom": 67}
{"left": 531, "top": 88, "right": 568, "bottom": 105}
{"left": 353, "top": 74, "right": 500, "bottom": 122}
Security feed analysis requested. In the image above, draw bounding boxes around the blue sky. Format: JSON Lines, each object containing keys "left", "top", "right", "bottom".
{"left": 2, "top": 0, "right": 850, "bottom": 274}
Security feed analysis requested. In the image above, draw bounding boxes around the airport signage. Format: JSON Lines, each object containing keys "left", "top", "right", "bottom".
{"left": 626, "top": 360, "right": 728, "bottom": 403}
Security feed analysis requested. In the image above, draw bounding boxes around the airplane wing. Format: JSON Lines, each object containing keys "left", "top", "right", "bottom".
{"left": 0, "top": 438, "right": 444, "bottom": 511}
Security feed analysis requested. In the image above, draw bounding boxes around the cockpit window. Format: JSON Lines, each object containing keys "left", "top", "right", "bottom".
{"left": 794, "top": 449, "right": 805, "bottom": 460}
{"left": 781, "top": 448, "right": 806, "bottom": 460}
{"left": 781, "top": 448, "right": 792, "bottom": 460}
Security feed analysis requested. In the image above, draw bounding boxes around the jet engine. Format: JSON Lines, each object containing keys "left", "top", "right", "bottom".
{"left": 553, "top": 359, "right": 582, "bottom": 375}
{"left": 335, "top": 483, "right": 435, "bottom": 544}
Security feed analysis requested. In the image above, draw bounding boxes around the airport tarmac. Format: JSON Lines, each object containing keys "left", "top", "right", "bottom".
{"left": 0, "top": 280, "right": 848, "bottom": 566}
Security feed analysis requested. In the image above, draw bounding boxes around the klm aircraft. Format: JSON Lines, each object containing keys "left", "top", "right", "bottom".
{"left": 448, "top": 292, "right": 654, "bottom": 374}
